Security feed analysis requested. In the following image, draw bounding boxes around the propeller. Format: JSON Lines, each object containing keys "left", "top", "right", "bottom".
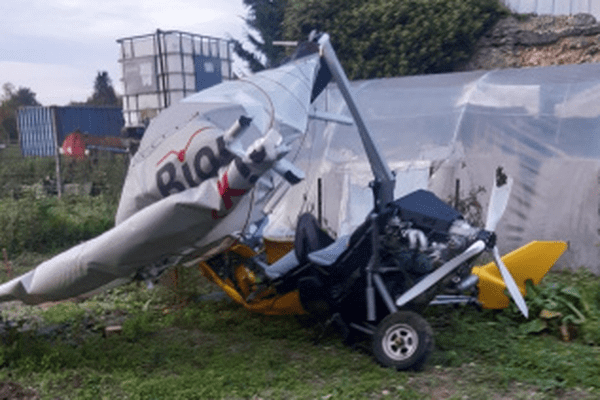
{"left": 485, "top": 167, "right": 528, "bottom": 318}
{"left": 395, "top": 167, "right": 528, "bottom": 317}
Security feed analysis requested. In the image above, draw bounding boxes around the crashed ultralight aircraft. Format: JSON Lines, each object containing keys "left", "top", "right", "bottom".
{"left": 0, "top": 33, "right": 566, "bottom": 370}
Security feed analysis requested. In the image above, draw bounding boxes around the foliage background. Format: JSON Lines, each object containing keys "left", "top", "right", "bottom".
{"left": 233, "top": 0, "right": 289, "bottom": 71}
{"left": 0, "top": 84, "right": 39, "bottom": 143}
{"left": 283, "top": 0, "right": 507, "bottom": 79}
{"left": 236, "top": 0, "right": 507, "bottom": 79}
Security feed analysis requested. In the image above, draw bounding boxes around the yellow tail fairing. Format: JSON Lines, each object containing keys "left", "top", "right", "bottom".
{"left": 472, "top": 241, "right": 567, "bottom": 309}
{"left": 198, "top": 244, "right": 306, "bottom": 316}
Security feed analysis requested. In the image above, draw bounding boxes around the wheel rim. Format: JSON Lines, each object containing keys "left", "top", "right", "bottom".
{"left": 381, "top": 323, "right": 419, "bottom": 361}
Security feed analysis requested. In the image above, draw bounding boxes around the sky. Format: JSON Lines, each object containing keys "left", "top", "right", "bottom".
{"left": 0, "top": 0, "right": 249, "bottom": 106}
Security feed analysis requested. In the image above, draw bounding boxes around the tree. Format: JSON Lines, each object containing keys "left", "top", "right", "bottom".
{"left": 86, "top": 71, "right": 121, "bottom": 107}
{"left": 233, "top": 0, "right": 289, "bottom": 72}
{"left": 283, "top": 0, "right": 507, "bottom": 80}
{"left": 0, "top": 83, "right": 40, "bottom": 143}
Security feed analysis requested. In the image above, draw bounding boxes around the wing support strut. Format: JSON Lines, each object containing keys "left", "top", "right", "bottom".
{"left": 317, "top": 33, "right": 396, "bottom": 211}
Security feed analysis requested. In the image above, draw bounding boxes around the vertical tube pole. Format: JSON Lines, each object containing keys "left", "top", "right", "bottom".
{"left": 317, "top": 178, "right": 323, "bottom": 226}
{"left": 454, "top": 179, "right": 460, "bottom": 209}
{"left": 366, "top": 214, "right": 378, "bottom": 321}
{"left": 156, "top": 29, "right": 169, "bottom": 110}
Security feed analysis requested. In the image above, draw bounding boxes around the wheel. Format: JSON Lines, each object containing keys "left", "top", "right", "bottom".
{"left": 372, "top": 311, "right": 434, "bottom": 371}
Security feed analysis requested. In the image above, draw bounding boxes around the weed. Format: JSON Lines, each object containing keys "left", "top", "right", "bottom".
{"left": 121, "top": 311, "right": 161, "bottom": 342}
{"left": 501, "top": 269, "right": 600, "bottom": 343}
{"left": 41, "top": 302, "right": 86, "bottom": 326}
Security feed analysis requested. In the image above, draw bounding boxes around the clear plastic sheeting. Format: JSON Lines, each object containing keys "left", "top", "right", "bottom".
{"left": 264, "top": 63, "right": 600, "bottom": 273}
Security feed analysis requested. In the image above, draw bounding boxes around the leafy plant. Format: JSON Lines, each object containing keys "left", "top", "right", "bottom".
{"left": 519, "top": 280, "right": 586, "bottom": 340}
{"left": 502, "top": 270, "right": 600, "bottom": 343}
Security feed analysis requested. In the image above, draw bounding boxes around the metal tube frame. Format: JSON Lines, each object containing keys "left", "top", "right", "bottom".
{"left": 316, "top": 33, "right": 402, "bottom": 321}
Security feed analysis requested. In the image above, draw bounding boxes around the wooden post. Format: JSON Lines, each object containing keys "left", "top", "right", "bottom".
{"left": 50, "top": 107, "right": 63, "bottom": 198}
{"left": 2, "top": 248, "right": 12, "bottom": 279}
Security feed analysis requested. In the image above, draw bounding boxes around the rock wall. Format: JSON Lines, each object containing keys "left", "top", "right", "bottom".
{"left": 460, "top": 13, "right": 600, "bottom": 70}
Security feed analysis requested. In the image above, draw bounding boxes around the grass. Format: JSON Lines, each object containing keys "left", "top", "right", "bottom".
{"left": 0, "top": 264, "right": 598, "bottom": 399}
{"left": 0, "top": 281, "right": 420, "bottom": 399}
{"left": 430, "top": 307, "right": 600, "bottom": 391}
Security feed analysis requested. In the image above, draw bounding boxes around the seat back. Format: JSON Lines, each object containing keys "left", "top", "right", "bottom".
{"left": 294, "top": 213, "right": 334, "bottom": 265}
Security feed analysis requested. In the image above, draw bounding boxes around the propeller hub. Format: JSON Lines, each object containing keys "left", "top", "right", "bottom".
{"left": 476, "top": 230, "right": 496, "bottom": 249}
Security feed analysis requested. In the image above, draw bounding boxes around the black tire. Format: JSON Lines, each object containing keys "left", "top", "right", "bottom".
{"left": 372, "top": 311, "right": 434, "bottom": 371}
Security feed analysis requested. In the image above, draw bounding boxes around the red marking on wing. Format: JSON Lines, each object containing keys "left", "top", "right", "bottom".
{"left": 212, "top": 172, "right": 247, "bottom": 220}
{"left": 156, "top": 126, "right": 213, "bottom": 167}
{"left": 217, "top": 171, "right": 247, "bottom": 210}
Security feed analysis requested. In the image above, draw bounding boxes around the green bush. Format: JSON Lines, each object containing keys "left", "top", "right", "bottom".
{"left": 0, "top": 194, "right": 117, "bottom": 255}
{"left": 284, "top": 0, "right": 507, "bottom": 79}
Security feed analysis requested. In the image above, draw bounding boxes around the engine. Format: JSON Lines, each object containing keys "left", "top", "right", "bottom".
{"left": 380, "top": 189, "right": 482, "bottom": 283}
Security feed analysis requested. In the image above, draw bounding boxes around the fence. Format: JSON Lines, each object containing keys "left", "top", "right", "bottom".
{"left": 0, "top": 142, "right": 128, "bottom": 202}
